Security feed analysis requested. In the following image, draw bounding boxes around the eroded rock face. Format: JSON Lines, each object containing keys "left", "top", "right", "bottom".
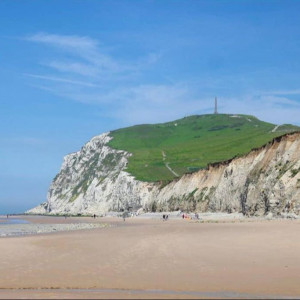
{"left": 28, "top": 132, "right": 300, "bottom": 217}
{"left": 154, "top": 133, "right": 300, "bottom": 216}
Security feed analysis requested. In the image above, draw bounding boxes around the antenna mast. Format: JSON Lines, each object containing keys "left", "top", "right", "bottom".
{"left": 214, "top": 97, "right": 218, "bottom": 114}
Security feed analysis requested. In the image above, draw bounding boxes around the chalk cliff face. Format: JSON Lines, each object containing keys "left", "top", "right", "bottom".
{"left": 28, "top": 133, "right": 155, "bottom": 215}
{"left": 28, "top": 132, "right": 300, "bottom": 217}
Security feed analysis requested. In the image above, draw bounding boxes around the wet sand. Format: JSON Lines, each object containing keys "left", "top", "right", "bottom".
{"left": 0, "top": 215, "right": 107, "bottom": 237}
{"left": 1, "top": 217, "right": 300, "bottom": 299}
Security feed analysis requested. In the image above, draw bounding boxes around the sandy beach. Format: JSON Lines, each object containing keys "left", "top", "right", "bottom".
{"left": 1, "top": 216, "right": 300, "bottom": 299}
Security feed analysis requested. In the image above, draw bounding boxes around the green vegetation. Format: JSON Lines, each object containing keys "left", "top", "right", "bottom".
{"left": 277, "top": 162, "right": 291, "bottom": 179}
{"left": 198, "top": 187, "right": 208, "bottom": 202}
{"left": 69, "top": 194, "right": 79, "bottom": 203}
{"left": 277, "top": 124, "right": 300, "bottom": 133}
{"left": 189, "top": 188, "right": 198, "bottom": 197}
{"left": 290, "top": 167, "right": 300, "bottom": 178}
{"left": 108, "top": 114, "right": 300, "bottom": 182}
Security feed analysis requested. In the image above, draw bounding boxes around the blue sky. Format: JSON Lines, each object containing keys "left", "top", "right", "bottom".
{"left": 1, "top": 0, "right": 300, "bottom": 213}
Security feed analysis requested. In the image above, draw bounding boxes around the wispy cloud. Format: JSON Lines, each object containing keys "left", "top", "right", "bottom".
{"left": 25, "top": 73, "right": 98, "bottom": 87}
{"left": 24, "top": 32, "right": 300, "bottom": 126}
{"left": 26, "top": 33, "right": 98, "bottom": 49}
{"left": 25, "top": 32, "right": 162, "bottom": 91}
{"left": 94, "top": 84, "right": 213, "bottom": 124}
{"left": 263, "top": 89, "right": 300, "bottom": 96}
{"left": 24, "top": 32, "right": 173, "bottom": 109}
{"left": 26, "top": 32, "right": 150, "bottom": 75}
{"left": 218, "top": 94, "right": 300, "bottom": 125}
{"left": 46, "top": 61, "right": 99, "bottom": 77}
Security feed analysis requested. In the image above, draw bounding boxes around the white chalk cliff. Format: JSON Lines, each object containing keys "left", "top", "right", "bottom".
{"left": 28, "top": 132, "right": 300, "bottom": 217}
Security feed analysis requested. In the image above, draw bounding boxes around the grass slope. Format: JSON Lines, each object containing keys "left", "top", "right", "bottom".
{"left": 108, "top": 114, "right": 300, "bottom": 182}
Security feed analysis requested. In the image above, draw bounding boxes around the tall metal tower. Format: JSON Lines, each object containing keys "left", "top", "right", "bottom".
{"left": 214, "top": 97, "right": 218, "bottom": 114}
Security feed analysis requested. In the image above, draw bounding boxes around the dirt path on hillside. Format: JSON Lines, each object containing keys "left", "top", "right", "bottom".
{"left": 271, "top": 124, "right": 280, "bottom": 132}
{"left": 162, "top": 150, "right": 179, "bottom": 177}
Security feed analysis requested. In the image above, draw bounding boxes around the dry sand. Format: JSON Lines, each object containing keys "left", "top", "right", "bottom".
{"left": 1, "top": 216, "right": 300, "bottom": 299}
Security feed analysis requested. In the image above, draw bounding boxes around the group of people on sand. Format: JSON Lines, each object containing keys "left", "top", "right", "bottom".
{"left": 182, "top": 213, "right": 200, "bottom": 220}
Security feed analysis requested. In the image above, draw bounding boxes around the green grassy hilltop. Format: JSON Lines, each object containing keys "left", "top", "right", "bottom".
{"left": 108, "top": 114, "right": 300, "bottom": 182}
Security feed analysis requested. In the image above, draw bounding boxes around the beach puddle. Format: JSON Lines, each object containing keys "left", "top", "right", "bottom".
{"left": 0, "top": 217, "right": 30, "bottom": 225}
{"left": 0, "top": 221, "right": 108, "bottom": 237}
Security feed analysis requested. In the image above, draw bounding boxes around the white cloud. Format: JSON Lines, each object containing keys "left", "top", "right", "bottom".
{"left": 27, "top": 33, "right": 98, "bottom": 49}
{"left": 262, "top": 95, "right": 300, "bottom": 107}
{"left": 263, "top": 89, "right": 300, "bottom": 96}
{"left": 25, "top": 73, "right": 98, "bottom": 87}
{"left": 98, "top": 84, "right": 213, "bottom": 124}
{"left": 217, "top": 94, "right": 300, "bottom": 125}
{"left": 24, "top": 32, "right": 300, "bottom": 126}
{"left": 26, "top": 32, "right": 153, "bottom": 74}
{"left": 46, "top": 61, "right": 99, "bottom": 77}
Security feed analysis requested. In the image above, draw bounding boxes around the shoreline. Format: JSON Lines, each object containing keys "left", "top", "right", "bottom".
{"left": 2, "top": 212, "right": 300, "bottom": 237}
{"left": 9, "top": 210, "right": 300, "bottom": 220}
{"left": 1, "top": 212, "right": 299, "bottom": 238}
